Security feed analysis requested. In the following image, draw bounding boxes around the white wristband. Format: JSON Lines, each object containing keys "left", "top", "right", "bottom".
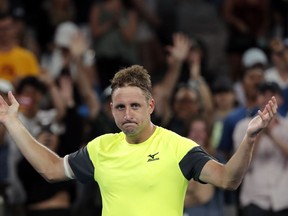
{"left": 64, "top": 155, "right": 74, "bottom": 179}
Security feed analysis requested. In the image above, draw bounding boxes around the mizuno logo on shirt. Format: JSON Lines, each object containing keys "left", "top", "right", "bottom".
{"left": 147, "top": 152, "right": 159, "bottom": 162}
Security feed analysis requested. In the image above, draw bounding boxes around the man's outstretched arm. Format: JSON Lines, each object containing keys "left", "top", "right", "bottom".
{"left": 0, "top": 91, "right": 73, "bottom": 182}
{"left": 199, "top": 96, "right": 278, "bottom": 190}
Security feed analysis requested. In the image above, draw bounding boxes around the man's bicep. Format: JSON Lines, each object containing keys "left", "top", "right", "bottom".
{"left": 199, "top": 159, "right": 226, "bottom": 188}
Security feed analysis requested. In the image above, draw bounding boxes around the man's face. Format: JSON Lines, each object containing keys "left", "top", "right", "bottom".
{"left": 111, "top": 86, "right": 154, "bottom": 136}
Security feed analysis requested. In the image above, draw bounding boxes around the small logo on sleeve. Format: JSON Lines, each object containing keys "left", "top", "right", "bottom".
{"left": 147, "top": 152, "right": 159, "bottom": 162}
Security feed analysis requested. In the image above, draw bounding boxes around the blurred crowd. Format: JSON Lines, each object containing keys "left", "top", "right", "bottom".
{"left": 1, "top": 0, "right": 288, "bottom": 216}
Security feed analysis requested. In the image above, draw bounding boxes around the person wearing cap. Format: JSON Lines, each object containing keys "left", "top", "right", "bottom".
{"left": 264, "top": 38, "right": 288, "bottom": 89}
{"left": 41, "top": 21, "right": 97, "bottom": 87}
{"left": 233, "top": 81, "right": 288, "bottom": 216}
{"left": 234, "top": 47, "right": 268, "bottom": 107}
{"left": 41, "top": 21, "right": 100, "bottom": 120}
{"left": 217, "top": 49, "right": 267, "bottom": 216}
{"left": 0, "top": 11, "right": 40, "bottom": 86}
{"left": 218, "top": 47, "right": 267, "bottom": 157}
{"left": 262, "top": 38, "right": 288, "bottom": 118}
{"left": 241, "top": 48, "right": 269, "bottom": 70}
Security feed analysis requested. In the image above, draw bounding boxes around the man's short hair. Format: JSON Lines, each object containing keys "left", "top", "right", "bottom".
{"left": 110, "top": 65, "right": 152, "bottom": 100}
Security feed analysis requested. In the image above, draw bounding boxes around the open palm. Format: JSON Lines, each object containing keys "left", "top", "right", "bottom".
{"left": 0, "top": 92, "right": 19, "bottom": 124}
{"left": 247, "top": 96, "right": 278, "bottom": 137}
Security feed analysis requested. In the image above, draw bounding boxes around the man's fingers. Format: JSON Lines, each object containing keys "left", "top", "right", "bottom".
{"left": 0, "top": 95, "right": 8, "bottom": 107}
{"left": 271, "top": 97, "right": 278, "bottom": 114}
{"left": 8, "top": 91, "right": 19, "bottom": 106}
{"left": 267, "top": 103, "right": 274, "bottom": 118}
{"left": 262, "top": 97, "right": 278, "bottom": 118}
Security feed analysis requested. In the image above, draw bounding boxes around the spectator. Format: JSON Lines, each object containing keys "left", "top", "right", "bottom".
{"left": 218, "top": 56, "right": 265, "bottom": 157}
{"left": 131, "top": 0, "right": 166, "bottom": 75}
{"left": 164, "top": 40, "right": 214, "bottom": 135}
{"left": 152, "top": 32, "right": 191, "bottom": 127}
{"left": 271, "top": 0, "right": 288, "bottom": 38}
{"left": 0, "top": 11, "right": 40, "bottom": 87}
{"left": 223, "top": 0, "right": 270, "bottom": 81}
{"left": 10, "top": 6, "right": 40, "bottom": 58}
{"left": 263, "top": 38, "right": 288, "bottom": 116}
{"left": 17, "top": 124, "right": 75, "bottom": 216}
{"left": 217, "top": 49, "right": 266, "bottom": 216}
{"left": 5, "top": 75, "right": 66, "bottom": 216}
{"left": 233, "top": 81, "right": 288, "bottom": 216}
{"left": 264, "top": 38, "right": 288, "bottom": 89}
{"left": 152, "top": 33, "right": 213, "bottom": 134}
{"left": 234, "top": 47, "right": 268, "bottom": 107}
{"left": 89, "top": 0, "right": 140, "bottom": 91}
{"left": 41, "top": 21, "right": 100, "bottom": 120}
{"left": 167, "top": 83, "right": 205, "bottom": 136}
{"left": 210, "top": 76, "right": 237, "bottom": 150}
{"left": 177, "top": 0, "right": 228, "bottom": 78}
{"left": 184, "top": 117, "right": 225, "bottom": 216}
{"left": 32, "top": 0, "right": 77, "bottom": 55}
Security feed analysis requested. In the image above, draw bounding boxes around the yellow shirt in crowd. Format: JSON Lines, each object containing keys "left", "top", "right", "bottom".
{"left": 0, "top": 46, "right": 39, "bottom": 82}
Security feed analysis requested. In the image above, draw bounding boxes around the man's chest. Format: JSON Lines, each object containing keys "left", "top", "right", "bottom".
{"left": 94, "top": 146, "right": 182, "bottom": 192}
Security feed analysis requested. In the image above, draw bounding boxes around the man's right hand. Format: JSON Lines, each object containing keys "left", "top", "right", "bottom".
{"left": 0, "top": 91, "right": 19, "bottom": 124}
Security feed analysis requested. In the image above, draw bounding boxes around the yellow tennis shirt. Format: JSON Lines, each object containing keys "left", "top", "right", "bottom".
{"left": 68, "top": 126, "right": 212, "bottom": 216}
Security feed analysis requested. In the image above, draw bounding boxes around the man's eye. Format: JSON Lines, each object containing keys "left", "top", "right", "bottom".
{"left": 131, "top": 104, "right": 140, "bottom": 109}
{"left": 116, "top": 105, "right": 125, "bottom": 110}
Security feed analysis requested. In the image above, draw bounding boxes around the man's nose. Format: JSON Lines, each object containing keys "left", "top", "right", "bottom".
{"left": 124, "top": 108, "right": 132, "bottom": 120}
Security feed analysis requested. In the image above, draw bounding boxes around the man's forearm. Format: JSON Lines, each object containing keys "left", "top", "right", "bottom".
{"left": 224, "top": 134, "right": 255, "bottom": 188}
{"left": 5, "top": 116, "right": 67, "bottom": 182}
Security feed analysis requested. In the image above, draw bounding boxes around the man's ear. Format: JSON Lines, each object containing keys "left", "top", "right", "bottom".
{"left": 149, "top": 99, "right": 155, "bottom": 114}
